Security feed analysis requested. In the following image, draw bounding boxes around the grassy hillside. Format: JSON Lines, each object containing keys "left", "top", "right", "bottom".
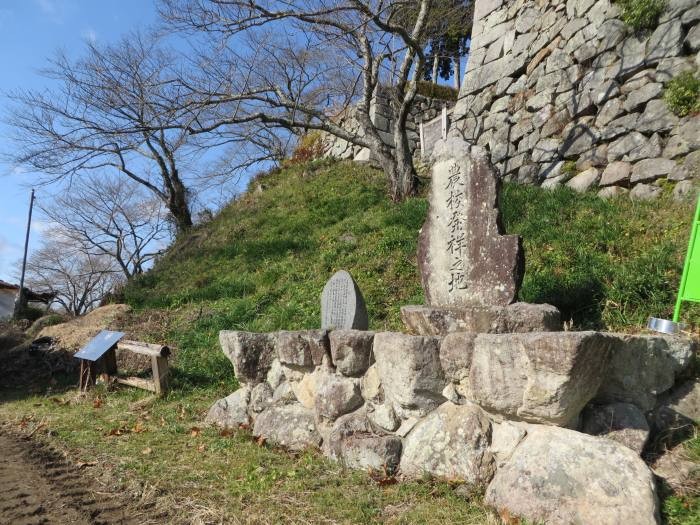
{"left": 120, "top": 158, "right": 695, "bottom": 392}
{"left": 2, "top": 159, "right": 697, "bottom": 524}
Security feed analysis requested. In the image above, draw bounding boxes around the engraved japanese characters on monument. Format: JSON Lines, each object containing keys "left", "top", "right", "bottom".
{"left": 321, "top": 270, "right": 369, "bottom": 330}
{"left": 417, "top": 138, "right": 524, "bottom": 307}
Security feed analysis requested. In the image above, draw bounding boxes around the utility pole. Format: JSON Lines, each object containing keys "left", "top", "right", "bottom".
{"left": 14, "top": 189, "right": 35, "bottom": 319}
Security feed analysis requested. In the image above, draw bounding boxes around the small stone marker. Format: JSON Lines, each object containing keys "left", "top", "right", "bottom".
{"left": 321, "top": 270, "right": 369, "bottom": 330}
{"left": 418, "top": 138, "right": 524, "bottom": 307}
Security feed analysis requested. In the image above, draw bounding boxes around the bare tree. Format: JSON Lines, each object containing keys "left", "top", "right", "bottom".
{"left": 23, "top": 231, "right": 121, "bottom": 315}
{"left": 6, "top": 32, "right": 203, "bottom": 232}
{"left": 160, "top": 0, "right": 435, "bottom": 202}
{"left": 39, "top": 176, "right": 170, "bottom": 279}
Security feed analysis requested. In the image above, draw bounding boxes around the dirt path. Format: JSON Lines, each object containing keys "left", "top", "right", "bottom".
{"left": 0, "top": 431, "right": 152, "bottom": 525}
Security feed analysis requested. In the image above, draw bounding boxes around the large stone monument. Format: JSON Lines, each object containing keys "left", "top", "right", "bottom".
{"left": 403, "top": 138, "right": 561, "bottom": 335}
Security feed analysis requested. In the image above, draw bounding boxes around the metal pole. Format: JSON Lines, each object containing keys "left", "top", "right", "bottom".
{"left": 14, "top": 189, "right": 35, "bottom": 318}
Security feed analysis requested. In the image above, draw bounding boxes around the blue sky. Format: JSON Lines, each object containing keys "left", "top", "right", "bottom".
{"left": 0, "top": 0, "right": 159, "bottom": 282}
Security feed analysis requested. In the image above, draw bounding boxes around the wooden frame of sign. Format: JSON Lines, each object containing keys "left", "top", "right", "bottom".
{"left": 114, "top": 340, "right": 171, "bottom": 396}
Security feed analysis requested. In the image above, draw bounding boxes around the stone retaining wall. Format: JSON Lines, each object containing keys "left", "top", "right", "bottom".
{"left": 208, "top": 326, "right": 697, "bottom": 524}
{"left": 452, "top": 0, "right": 700, "bottom": 200}
{"left": 323, "top": 87, "right": 456, "bottom": 162}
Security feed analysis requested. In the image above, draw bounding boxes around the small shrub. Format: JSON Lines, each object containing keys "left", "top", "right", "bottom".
{"left": 615, "top": 0, "right": 666, "bottom": 31}
{"left": 289, "top": 132, "right": 326, "bottom": 164}
{"left": 415, "top": 81, "right": 459, "bottom": 101}
{"left": 664, "top": 70, "right": 700, "bottom": 117}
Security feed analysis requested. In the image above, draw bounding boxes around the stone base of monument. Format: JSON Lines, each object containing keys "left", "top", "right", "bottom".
{"left": 400, "top": 302, "right": 561, "bottom": 336}
{"left": 206, "top": 327, "right": 697, "bottom": 525}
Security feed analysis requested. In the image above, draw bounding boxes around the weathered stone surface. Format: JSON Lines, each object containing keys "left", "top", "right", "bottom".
{"left": 271, "top": 381, "right": 297, "bottom": 405}
{"left": 314, "top": 372, "right": 363, "bottom": 422}
{"left": 598, "top": 186, "right": 629, "bottom": 199}
{"left": 566, "top": 167, "right": 600, "bottom": 192}
{"left": 607, "top": 132, "right": 647, "bottom": 161}
{"left": 400, "top": 402, "right": 495, "bottom": 483}
{"left": 469, "top": 332, "right": 615, "bottom": 426}
{"left": 367, "top": 402, "right": 400, "bottom": 432}
{"left": 400, "top": 303, "right": 561, "bottom": 336}
{"left": 581, "top": 402, "right": 650, "bottom": 454}
{"left": 276, "top": 330, "right": 329, "bottom": 369}
{"left": 205, "top": 387, "right": 251, "bottom": 429}
{"left": 439, "top": 332, "right": 476, "bottom": 383}
{"left": 559, "top": 122, "right": 599, "bottom": 158}
{"left": 266, "top": 359, "right": 285, "bottom": 390}
{"left": 627, "top": 133, "right": 663, "bottom": 162}
{"left": 418, "top": 139, "right": 523, "bottom": 308}
{"left": 600, "top": 161, "right": 631, "bottom": 186}
{"left": 631, "top": 158, "right": 677, "bottom": 183}
{"left": 357, "top": 363, "right": 380, "bottom": 401}
{"left": 638, "top": 99, "right": 680, "bottom": 133}
{"left": 623, "top": 83, "right": 663, "bottom": 112}
{"left": 321, "top": 270, "right": 368, "bottom": 330}
{"left": 249, "top": 382, "right": 273, "bottom": 414}
{"left": 686, "top": 23, "right": 700, "bottom": 52}
{"left": 220, "top": 331, "right": 276, "bottom": 385}
{"left": 674, "top": 180, "right": 696, "bottom": 201}
{"left": 647, "top": 20, "right": 684, "bottom": 63}
{"left": 596, "top": 335, "right": 696, "bottom": 411}
{"left": 341, "top": 434, "right": 403, "bottom": 474}
{"left": 253, "top": 404, "right": 322, "bottom": 451}
{"left": 650, "top": 379, "right": 700, "bottom": 448}
{"left": 486, "top": 425, "right": 660, "bottom": 525}
{"left": 373, "top": 332, "right": 446, "bottom": 418}
{"left": 329, "top": 329, "right": 375, "bottom": 377}
{"left": 630, "top": 183, "right": 663, "bottom": 201}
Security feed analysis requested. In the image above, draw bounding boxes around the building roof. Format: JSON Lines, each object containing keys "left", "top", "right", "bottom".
{"left": 0, "top": 280, "right": 55, "bottom": 303}
{"left": 0, "top": 280, "right": 19, "bottom": 291}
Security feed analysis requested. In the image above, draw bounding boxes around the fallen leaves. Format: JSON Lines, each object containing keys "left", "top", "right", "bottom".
{"left": 93, "top": 397, "right": 103, "bottom": 409}
{"left": 189, "top": 426, "right": 201, "bottom": 437}
{"left": 141, "top": 447, "right": 153, "bottom": 455}
{"left": 76, "top": 461, "right": 97, "bottom": 469}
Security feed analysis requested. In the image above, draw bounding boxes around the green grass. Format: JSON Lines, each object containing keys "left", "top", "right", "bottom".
{"left": 2, "top": 159, "right": 699, "bottom": 523}
{"left": 615, "top": 0, "right": 666, "bottom": 31}
{"left": 665, "top": 71, "right": 700, "bottom": 118}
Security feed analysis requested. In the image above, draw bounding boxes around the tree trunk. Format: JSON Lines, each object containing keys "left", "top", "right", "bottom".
{"left": 167, "top": 177, "right": 193, "bottom": 233}
{"left": 432, "top": 54, "right": 439, "bottom": 83}
{"left": 453, "top": 56, "right": 461, "bottom": 90}
{"left": 388, "top": 121, "right": 418, "bottom": 202}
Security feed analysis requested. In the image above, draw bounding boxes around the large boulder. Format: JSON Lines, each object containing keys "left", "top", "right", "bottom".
{"left": 581, "top": 402, "right": 650, "bottom": 454}
{"left": 205, "top": 387, "right": 251, "bottom": 429}
{"left": 314, "top": 372, "right": 364, "bottom": 422}
{"left": 469, "top": 332, "right": 615, "bottom": 425}
{"left": 329, "top": 330, "right": 375, "bottom": 377}
{"left": 400, "top": 302, "right": 561, "bottom": 336}
{"left": 400, "top": 402, "right": 495, "bottom": 483}
{"left": 486, "top": 425, "right": 660, "bottom": 525}
{"left": 373, "top": 332, "right": 447, "bottom": 419}
{"left": 595, "top": 335, "right": 696, "bottom": 411}
{"left": 219, "top": 331, "right": 276, "bottom": 385}
{"left": 252, "top": 404, "right": 322, "bottom": 451}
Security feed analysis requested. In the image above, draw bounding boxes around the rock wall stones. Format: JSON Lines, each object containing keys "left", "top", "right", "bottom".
{"left": 452, "top": 0, "right": 700, "bottom": 200}
{"left": 207, "top": 326, "right": 696, "bottom": 524}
